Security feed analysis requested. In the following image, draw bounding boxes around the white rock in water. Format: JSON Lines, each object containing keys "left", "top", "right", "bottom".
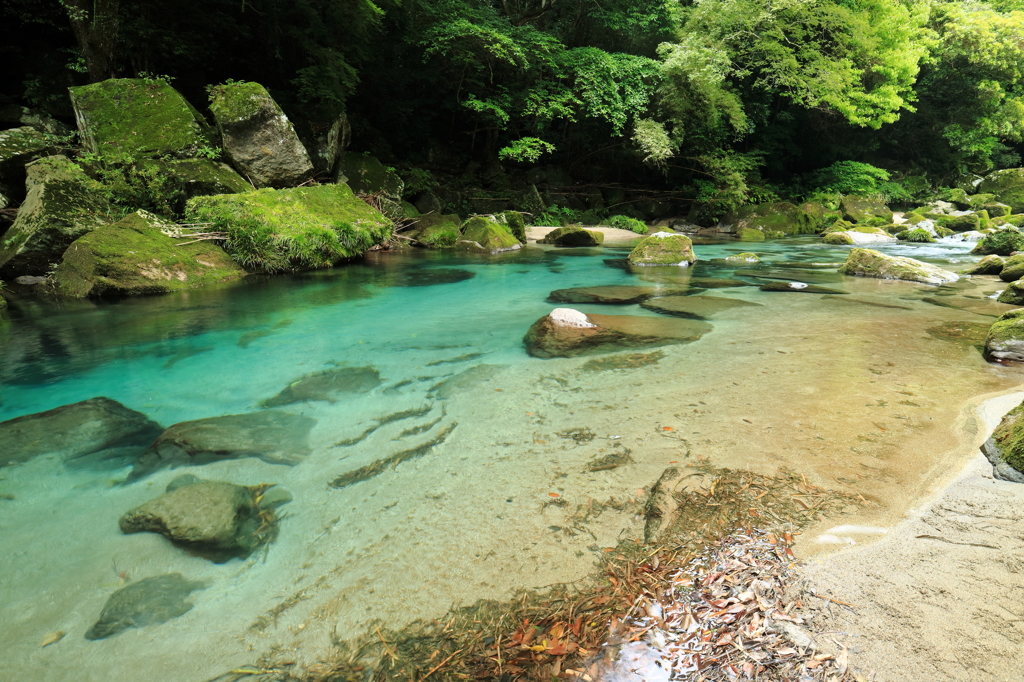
{"left": 548, "top": 308, "right": 596, "bottom": 328}
{"left": 650, "top": 231, "right": 675, "bottom": 239}
{"left": 788, "top": 282, "right": 809, "bottom": 289}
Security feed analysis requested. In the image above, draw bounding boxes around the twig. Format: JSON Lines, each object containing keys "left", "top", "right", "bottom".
{"left": 375, "top": 624, "right": 398, "bottom": 663}
{"left": 420, "top": 648, "right": 462, "bottom": 681}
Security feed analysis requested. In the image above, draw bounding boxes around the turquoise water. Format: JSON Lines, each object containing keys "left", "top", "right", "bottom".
{"left": 2, "top": 235, "right": 1023, "bottom": 681}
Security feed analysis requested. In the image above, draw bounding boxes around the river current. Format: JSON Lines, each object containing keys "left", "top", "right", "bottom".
{"left": 1, "top": 235, "right": 1022, "bottom": 681}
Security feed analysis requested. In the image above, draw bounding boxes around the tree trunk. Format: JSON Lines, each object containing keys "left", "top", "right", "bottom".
{"left": 64, "top": 0, "right": 121, "bottom": 82}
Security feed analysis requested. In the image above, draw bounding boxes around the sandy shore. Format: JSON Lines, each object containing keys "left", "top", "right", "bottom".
{"left": 801, "top": 390, "right": 1024, "bottom": 681}
{"left": 526, "top": 225, "right": 646, "bottom": 243}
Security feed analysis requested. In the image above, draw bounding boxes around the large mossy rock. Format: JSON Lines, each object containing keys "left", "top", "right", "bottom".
{"left": 128, "top": 410, "right": 316, "bottom": 480}
{"left": 964, "top": 254, "right": 1006, "bottom": 275}
{"left": 0, "top": 156, "right": 110, "bottom": 277}
{"left": 408, "top": 213, "right": 462, "bottom": 248}
{"left": 998, "top": 254, "right": 1024, "bottom": 282}
{"left": 85, "top": 574, "right": 206, "bottom": 640}
{"left": 208, "top": 81, "right": 314, "bottom": 188}
{"left": 824, "top": 226, "right": 896, "bottom": 245}
{"left": 143, "top": 158, "right": 252, "bottom": 211}
{"left": 49, "top": 210, "right": 247, "bottom": 298}
{"left": 839, "top": 195, "right": 893, "bottom": 224}
{"left": 457, "top": 216, "right": 521, "bottom": 253}
{"left": 70, "top": 78, "right": 213, "bottom": 158}
{"left": 838, "top": 248, "right": 959, "bottom": 285}
{"left": 986, "top": 309, "right": 1024, "bottom": 362}
{"left": 538, "top": 225, "right": 604, "bottom": 247}
{"left": 627, "top": 232, "right": 696, "bottom": 266}
{"left": 185, "top": 183, "right": 392, "bottom": 272}
{"left": 979, "top": 168, "right": 1024, "bottom": 214}
{"left": 119, "top": 481, "right": 261, "bottom": 561}
{"left": 523, "top": 307, "right": 712, "bottom": 358}
{"left": 0, "top": 126, "right": 54, "bottom": 205}
{"left": 721, "top": 202, "right": 817, "bottom": 236}
{"left": 0, "top": 397, "right": 162, "bottom": 468}
{"left": 981, "top": 398, "right": 1024, "bottom": 482}
{"left": 337, "top": 152, "right": 403, "bottom": 198}
{"left": 997, "top": 280, "right": 1024, "bottom": 305}
{"left": 972, "top": 226, "right": 1024, "bottom": 256}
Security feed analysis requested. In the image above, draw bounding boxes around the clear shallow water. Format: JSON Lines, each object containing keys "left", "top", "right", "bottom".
{"left": 2, "top": 235, "right": 1023, "bottom": 681}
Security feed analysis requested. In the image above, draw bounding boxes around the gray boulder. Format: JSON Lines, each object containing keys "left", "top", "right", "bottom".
{"left": 0, "top": 397, "right": 162, "bottom": 468}
{"left": 838, "top": 248, "right": 958, "bottom": 285}
{"left": 209, "top": 81, "right": 314, "bottom": 188}
{"left": 120, "top": 480, "right": 262, "bottom": 560}
{"left": 0, "top": 156, "right": 110, "bottom": 277}
{"left": 85, "top": 573, "right": 206, "bottom": 640}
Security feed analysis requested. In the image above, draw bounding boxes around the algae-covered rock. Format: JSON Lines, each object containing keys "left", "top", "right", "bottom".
{"left": 70, "top": 78, "right": 213, "bottom": 158}
{"left": 971, "top": 227, "right": 1024, "bottom": 256}
{"left": 143, "top": 158, "right": 252, "bottom": 210}
{"left": 119, "top": 481, "right": 261, "bottom": 561}
{"left": 129, "top": 410, "right": 316, "bottom": 480}
{"left": 549, "top": 285, "right": 680, "bottom": 305}
{"left": 208, "top": 81, "right": 314, "bottom": 188}
{"left": 262, "top": 366, "right": 382, "bottom": 407}
{"left": 499, "top": 210, "right": 527, "bottom": 243}
{"left": 823, "top": 227, "right": 895, "bottom": 245}
{"left": 720, "top": 252, "right": 760, "bottom": 263}
{"left": 337, "top": 152, "right": 403, "bottom": 198}
{"left": 838, "top": 248, "right": 959, "bottom": 285}
{"left": 979, "top": 168, "right": 1024, "bottom": 214}
{"left": 986, "top": 308, "right": 1024, "bottom": 361}
{"left": 539, "top": 225, "right": 604, "bottom": 247}
{"left": 457, "top": 216, "right": 522, "bottom": 253}
{"left": 408, "top": 213, "right": 462, "bottom": 248}
{"left": 737, "top": 227, "right": 766, "bottom": 241}
{"left": 999, "top": 254, "right": 1024, "bottom": 282}
{"left": 49, "top": 210, "right": 247, "bottom": 298}
{"left": 628, "top": 232, "right": 696, "bottom": 266}
{"left": 895, "top": 228, "right": 935, "bottom": 243}
{"left": 523, "top": 307, "right": 712, "bottom": 358}
{"left": 85, "top": 574, "right": 206, "bottom": 640}
{"left": 185, "top": 183, "right": 392, "bottom": 272}
{"left": 933, "top": 212, "right": 981, "bottom": 232}
{"left": 0, "top": 126, "right": 54, "bottom": 203}
{"left": 997, "top": 280, "right": 1024, "bottom": 306}
{"left": 982, "top": 397, "right": 1024, "bottom": 481}
{"left": 0, "top": 397, "right": 162, "bottom": 468}
{"left": 0, "top": 156, "right": 110, "bottom": 277}
{"left": 839, "top": 195, "right": 893, "bottom": 224}
{"left": 640, "top": 294, "right": 762, "bottom": 319}
{"left": 964, "top": 254, "right": 1006, "bottom": 275}
{"left": 721, "top": 202, "right": 817, "bottom": 236}
{"left": 823, "top": 231, "right": 854, "bottom": 245}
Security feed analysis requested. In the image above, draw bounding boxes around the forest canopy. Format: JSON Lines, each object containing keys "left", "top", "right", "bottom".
{"left": 1, "top": 0, "right": 1022, "bottom": 217}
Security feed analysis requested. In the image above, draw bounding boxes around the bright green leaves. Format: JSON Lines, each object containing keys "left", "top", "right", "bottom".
{"left": 498, "top": 138, "right": 556, "bottom": 163}
{"left": 559, "top": 49, "right": 660, "bottom": 135}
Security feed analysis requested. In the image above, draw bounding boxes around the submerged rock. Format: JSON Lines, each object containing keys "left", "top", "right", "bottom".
{"left": 185, "top": 183, "right": 392, "bottom": 273}
{"left": 824, "top": 227, "right": 896, "bottom": 245}
{"left": 49, "top": 210, "right": 247, "bottom": 298}
{"left": 980, "top": 397, "right": 1024, "bottom": 482}
{"left": 759, "top": 281, "right": 848, "bottom": 294}
{"left": 431, "top": 364, "right": 507, "bottom": 399}
{"left": 128, "top": 411, "right": 315, "bottom": 480}
{"left": 978, "top": 168, "right": 1024, "bottom": 214}
{"left": 538, "top": 226, "right": 604, "bottom": 247}
{"left": 456, "top": 216, "right": 521, "bottom": 253}
{"left": 0, "top": 156, "right": 110, "bottom": 277}
{"left": 548, "top": 285, "right": 682, "bottom": 304}
{"left": 85, "top": 574, "right": 206, "bottom": 640}
{"left": 0, "top": 397, "right": 162, "bottom": 468}
{"left": 523, "top": 307, "right": 712, "bottom": 358}
{"left": 120, "top": 481, "right": 262, "bottom": 561}
{"left": 963, "top": 254, "right": 1005, "bottom": 276}
{"left": 838, "top": 248, "right": 958, "bottom": 285}
{"left": 628, "top": 232, "right": 696, "bottom": 266}
{"left": 70, "top": 78, "right": 213, "bottom": 158}
{"left": 208, "top": 81, "right": 313, "bottom": 188}
{"left": 985, "top": 308, "right": 1024, "bottom": 361}
{"left": 734, "top": 267, "right": 842, "bottom": 285}
{"left": 641, "top": 294, "right": 762, "bottom": 319}
{"left": 263, "top": 366, "right": 381, "bottom": 407}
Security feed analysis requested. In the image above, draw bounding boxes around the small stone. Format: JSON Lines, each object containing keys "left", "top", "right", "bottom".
{"left": 85, "top": 573, "right": 206, "bottom": 640}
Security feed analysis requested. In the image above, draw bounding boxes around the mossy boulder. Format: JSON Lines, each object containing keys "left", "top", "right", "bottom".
{"left": 141, "top": 158, "right": 253, "bottom": 212}
{"left": 838, "top": 248, "right": 959, "bottom": 285}
{"left": 0, "top": 126, "right": 55, "bottom": 205}
{"left": 964, "top": 254, "right": 1006, "bottom": 275}
{"left": 986, "top": 308, "right": 1024, "bottom": 360}
{"left": 737, "top": 227, "right": 766, "bottom": 241}
{"left": 408, "top": 213, "right": 462, "bottom": 248}
{"left": 971, "top": 227, "right": 1024, "bottom": 256}
{"left": 722, "top": 201, "right": 816, "bottom": 236}
{"left": 49, "top": 210, "right": 247, "bottom": 297}
{"left": 499, "top": 210, "right": 527, "bottom": 242}
{"left": 523, "top": 307, "right": 712, "bottom": 358}
{"left": 0, "top": 156, "right": 110, "bottom": 277}
{"left": 933, "top": 213, "right": 981, "bottom": 232}
{"left": 209, "top": 81, "right": 314, "bottom": 188}
{"left": 999, "top": 254, "right": 1024, "bottom": 282}
{"left": 539, "top": 225, "right": 605, "bottom": 247}
{"left": 722, "top": 252, "right": 760, "bottom": 263}
{"left": 984, "top": 203, "right": 1012, "bottom": 218}
{"left": 185, "top": 183, "right": 392, "bottom": 272}
{"left": 824, "top": 227, "right": 895, "bottom": 245}
{"left": 823, "top": 231, "right": 854, "bottom": 245}
{"left": 982, "top": 398, "right": 1024, "bottom": 481}
{"left": 979, "top": 168, "right": 1024, "bottom": 214}
{"left": 896, "top": 228, "right": 935, "bottom": 243}
{"left": 457, "top": 216, "right": 521, "bottom": 253}
{"left": 628, "top": 232, "right": 696, "bottom": 266}
{"left": 839, "top": 195, "right": 893, "bottom": 224}
{"left": 70, "top": 78, "right": 213, "bottom": 158}
{"left": 997, "top": 280, "right": 1024, "bottom": 306}
{"left": 337, "top": 152, "right": 403, "bottom": 198}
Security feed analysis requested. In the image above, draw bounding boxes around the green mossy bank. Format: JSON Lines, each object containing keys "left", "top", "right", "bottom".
{"left": 185, "top": 183, "right": 392, "bottom": 272}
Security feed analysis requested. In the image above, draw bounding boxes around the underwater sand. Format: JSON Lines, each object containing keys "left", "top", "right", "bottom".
{"left": 1, "top": 237, "right": 1022, "bottom": 681}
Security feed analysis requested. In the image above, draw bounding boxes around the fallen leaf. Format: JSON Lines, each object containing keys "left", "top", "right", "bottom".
{"left": 548, "top": 492, "right": 560, "bottom": 498}
{"left": 41, "top": 631, "right": 65, "bottom": 648}
{"left": 662, "top": 426, "right": 674, "bottom": 432}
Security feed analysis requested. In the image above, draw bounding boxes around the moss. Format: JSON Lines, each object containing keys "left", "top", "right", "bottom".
{"left": 338, "top": 152, "right": 403, "bottom": 198}
{"left": 606, "top": 214, "right": 648, "bottom": 234}
{"left": 70, "top": 78, "right": 213, "bottom": 157}
{"left": 628, "top": 232, "right": 696, "bottom": 265}
{"left": 998, "top": 280, "right": 1024, "bottom": 305}
{"left": 727, "top": 202, "right": 816, "bottom": 235}
{"left": 903, "top": 213, "right": 927, "bottom": 226}
{"left": 457, "top": 216, "right": 521, "bottom": 252}
{"left": 999, "top": 255, "right": 1024, "bottom": 282}
{"left": 401, "top": 201, "right": 420, "bottom": 219}
{"left": 971, "top": 227, "right": 1024, "bottom": 256}
{"left": 979, "top": 168, "right": 1024, "bottom": 214}
{"left": 963, "top": 254, "right": 1005, "bottom": 275}
{"left": 838, "top": 247, "right": 959, "bottom": 285}
{"left": 984, "top": 203, "right": 1011, "bottom": 218}
{"left": 839, "top": 195, "right": 893, "bottom": 224}
{"left": 0, "top": 126, "right": 52, "bottom": 171}
{"left": 185, "top": 183, "right": 392, "bottom": 272}
{"left": 932, "top": 212, "right": 981, "bottom": 233}
{"left": 208, "top": 81, "right": 270, "bottom": 124}
{"left": 539, "top": 226, "right": 605, "bottom": 246}
{"left": 498, "top": 210, "right": 527, "bottom": 242}
{"left": 822, "top": 231, "right": 854, "bottom": 245}
{"left": 896, "top": 228, "right": 935, "bottom": 243}
{"left": 50, "top": 210, "right": 246, "bottom": 297}
{"left": 737, "top": 227, "right": 765, "bottom": 241}
{"left": 991, "top": 400, "right": 1024, "bottom": 474}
